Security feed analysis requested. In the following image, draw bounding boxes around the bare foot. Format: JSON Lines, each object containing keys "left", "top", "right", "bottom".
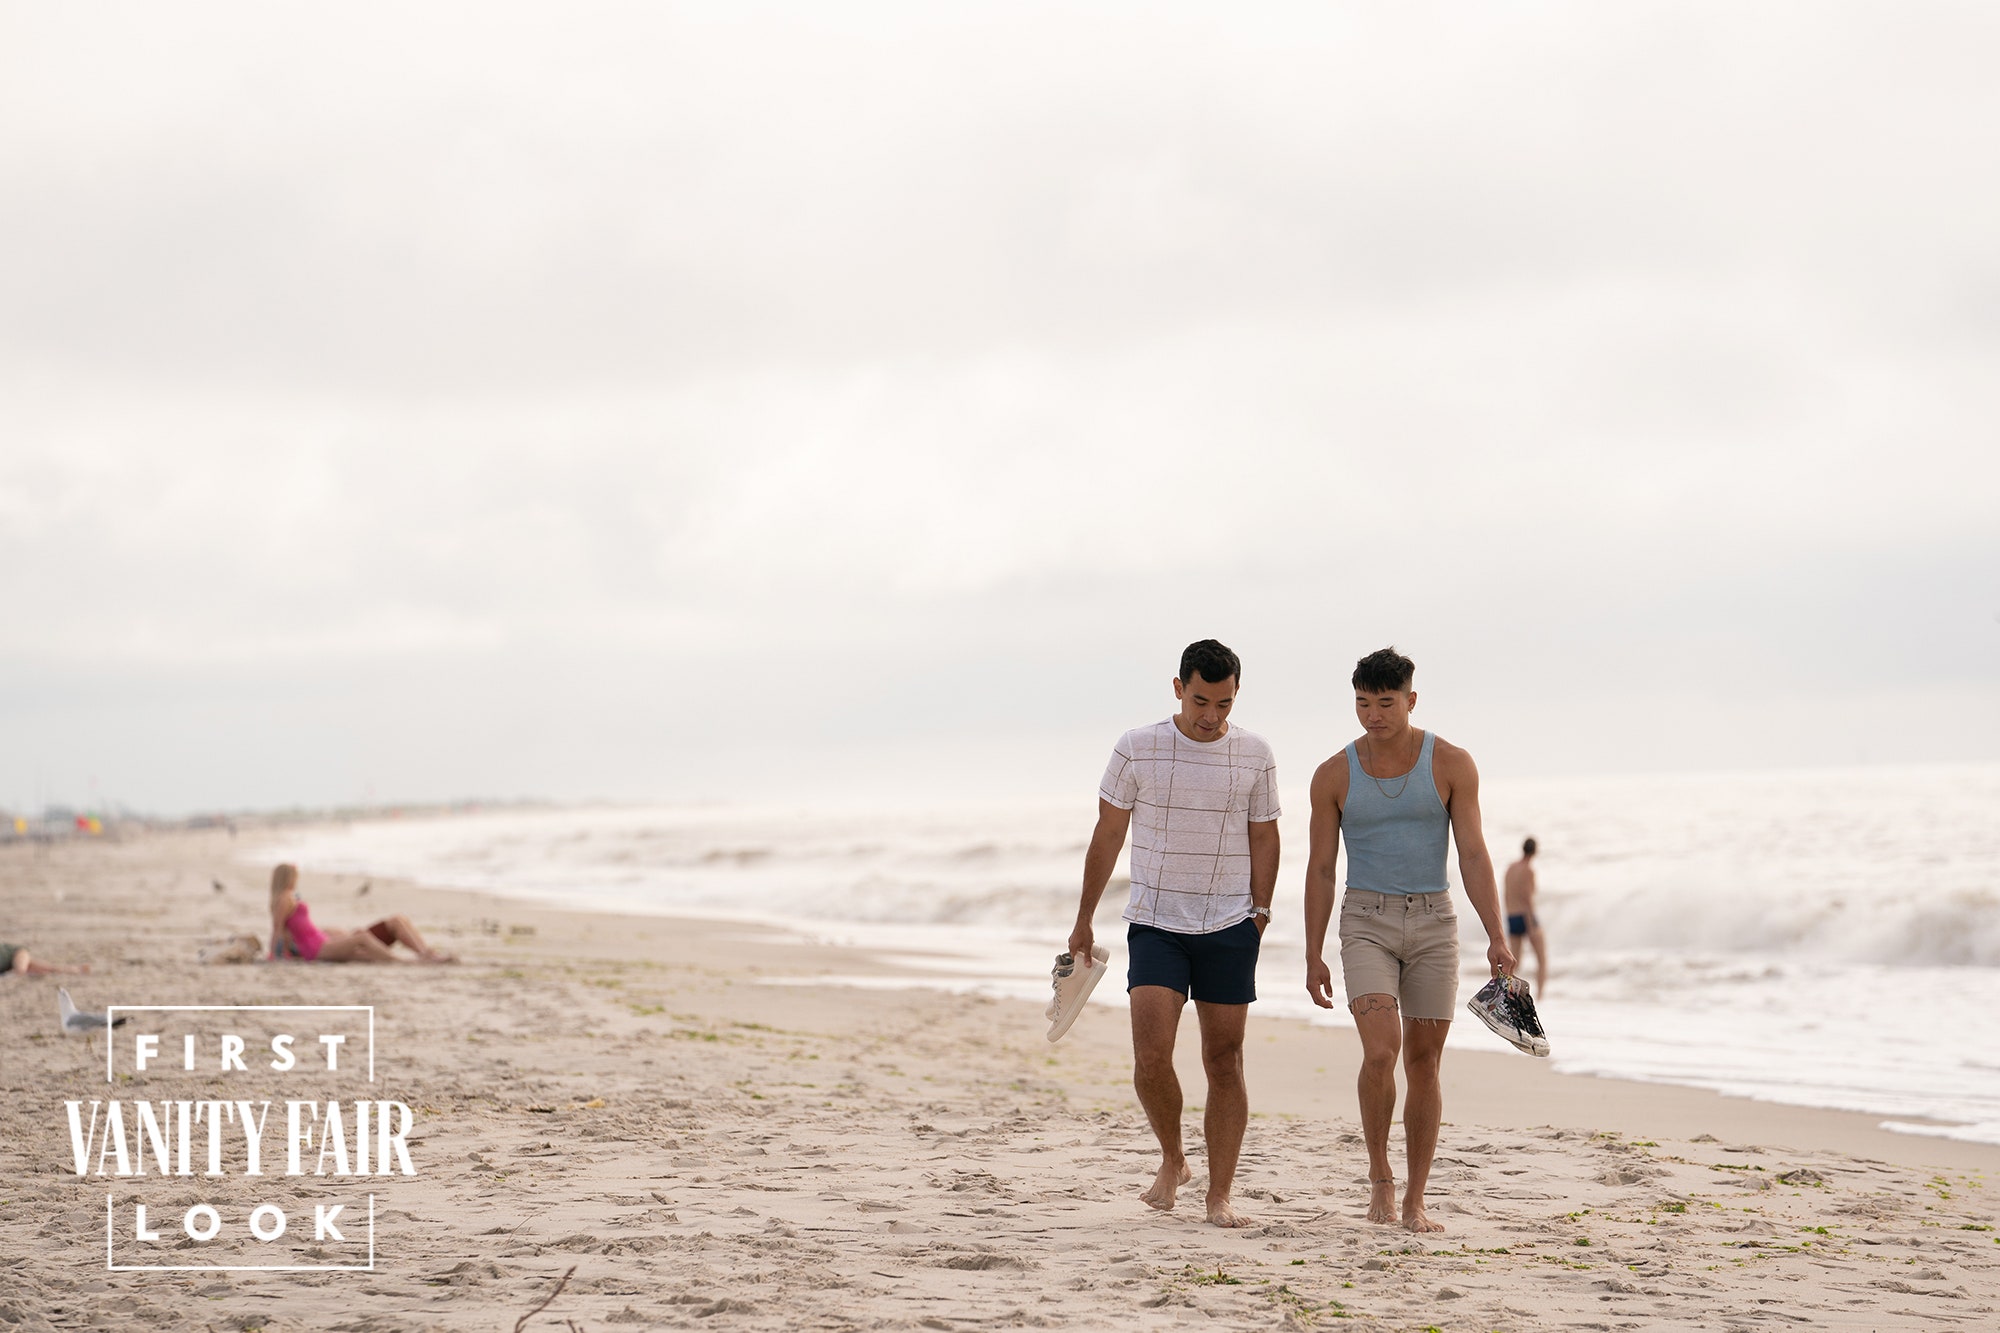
{"left": 1402, "top": 1192, "right": 1446, "bottom": 1233}
{"left": 1205, "top": 1195, "right": 1255, "bottom": 1228}
{"left": 420, "top": 949, "right": 459, "bottom": 964}
{"left": 1141, "top": 1159, "right": 1192, "bottom": 1211}
{"left": 1366, "top": 1178, "right": 1398, "bottom": 1225}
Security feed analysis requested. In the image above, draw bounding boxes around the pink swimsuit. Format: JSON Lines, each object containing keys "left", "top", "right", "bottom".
{"left": 285, "top": 900, "right": 328, "bottom": 961}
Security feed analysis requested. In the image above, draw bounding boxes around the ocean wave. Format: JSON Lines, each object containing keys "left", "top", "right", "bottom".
{"left": 1877, "top": 1120, "right": 2000, "bottom": 1146}
{"left": 260, "top": 769, "right": 2000, "bottom": 969}
{"left": 1514, "top": 881, "right": 2000, "bottom": 968}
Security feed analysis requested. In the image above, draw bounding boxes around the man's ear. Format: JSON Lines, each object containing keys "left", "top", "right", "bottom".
{"left": 1172, "top": 677, "right": 1186, "bottom": 702}
{"left": 1406, "top": 691, "right": 1418, "bottom": 714}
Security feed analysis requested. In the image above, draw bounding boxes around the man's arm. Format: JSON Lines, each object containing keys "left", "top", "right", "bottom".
{"left": 1069, "top": 799, "right": 1133, "bottom": 961}
{"left": 1247, "top": 818, "right": 1279, "bottom": 936}
{"left": 1303, "top": 754, "right": 1345, "bottom": 1008}
{"left": 1437, "top": 743, "right": 1516, "bottom": 978}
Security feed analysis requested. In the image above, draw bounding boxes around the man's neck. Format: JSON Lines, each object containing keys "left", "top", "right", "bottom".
{"left": 1173, "top": 715, "right": 1229, "bottom": 743}
{"left": 1361, "top": 726, "right": 1421, "bottom": 770}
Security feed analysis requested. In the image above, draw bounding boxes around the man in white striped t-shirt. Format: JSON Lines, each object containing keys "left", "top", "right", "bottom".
{"left": 1067, "top": 640, "right": 1280, "bottom": 1228}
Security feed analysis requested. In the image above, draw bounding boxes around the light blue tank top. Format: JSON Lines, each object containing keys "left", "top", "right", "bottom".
{"left": 1342, "top": 730, "right": 1450, "bottom": 895}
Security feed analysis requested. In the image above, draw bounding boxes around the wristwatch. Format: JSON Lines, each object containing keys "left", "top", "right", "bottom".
{"left": 1250, "top": 906, "right": 1272, "bottom": 920}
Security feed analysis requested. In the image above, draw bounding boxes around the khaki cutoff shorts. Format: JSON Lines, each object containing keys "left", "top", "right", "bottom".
{"left": 1338, "top": 888, "right": 1460, "bottom": 1021}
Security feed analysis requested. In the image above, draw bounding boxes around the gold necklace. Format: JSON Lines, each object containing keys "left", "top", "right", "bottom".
{"left": 1362, "top": 735, "right": 1419, "bottom": 799}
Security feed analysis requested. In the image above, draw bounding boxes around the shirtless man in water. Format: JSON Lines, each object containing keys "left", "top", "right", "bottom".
{"left": 1067, "top": 639, "right": 1280, "bottom": 1228}
{"left": 1504, "top": 838, "right": 1548, "bottom": 997}
{"left": 1303, "top": 647, "right": 1514, "bottom": 1233}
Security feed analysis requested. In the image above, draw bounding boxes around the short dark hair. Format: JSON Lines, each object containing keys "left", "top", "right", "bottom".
{"left": 1179, "top": 639, "right": 1241, "bottom": 687}
{"left": 1351, "top": 646, "right": 1414, "bottom": 693}
{"left": 1523, "top": 837, "right": 1538, "bottom": 857}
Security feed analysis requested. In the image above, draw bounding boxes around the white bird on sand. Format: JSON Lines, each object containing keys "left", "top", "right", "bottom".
{"left": 58, "top": 988, "right": 127, "bottom": 1048}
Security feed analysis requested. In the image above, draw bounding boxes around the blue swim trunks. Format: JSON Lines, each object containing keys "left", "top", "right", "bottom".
{"left": 1126, "top": 918, "right": 1260, "bottom": 1005}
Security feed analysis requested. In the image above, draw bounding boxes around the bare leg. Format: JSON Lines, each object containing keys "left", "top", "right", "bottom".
{"left": 369, "top": 915, "right": 456, "bottom": 963}
{"left": 12, "top": 950, "right": 90, "bottom": 977}
{"left": 1400, "top": 1016, "right": 1450, "bottom": 1233}
{"left": 1194, "top": 1001, "right": 1252, "bottom": 1227}
{"left": 315, "top": 929, "right": 409, "bottom": 964}
{"left": 1130, "top": 986, "right": 1192, "bottom": 1211}
{"left": 1527, "top": 925, "right": 1549, "bottom": 997}
{"left": 1351, "top": 994, "right": 1401, "bottom": 1224}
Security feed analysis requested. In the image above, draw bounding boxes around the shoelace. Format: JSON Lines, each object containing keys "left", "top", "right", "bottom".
{"left": 1498, "top": 980, "right": 1545, "bottom": 1038}
{"left": 1052, "top": 954, "right": 1076, "bottom": 995}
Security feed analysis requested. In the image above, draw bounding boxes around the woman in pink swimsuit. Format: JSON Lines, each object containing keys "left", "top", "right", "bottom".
{"left": 268, "top": 863, "right": 457, "bottom": 963}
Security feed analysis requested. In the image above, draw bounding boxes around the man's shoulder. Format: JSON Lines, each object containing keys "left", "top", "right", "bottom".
{"left": 1431, "top": 734, "right": 1476, "bottom": 769}
{"left": 1309, "top": 745, "right": 1353, "bottom": 807}
{"left": 1226, "top": 725, "right": 1276, "bottom": 764}
{"left": 1113, "top": 719, "right": 1178, "bottom": 754}
{"left": 1312, "top": 745, "right": 1351, "bottom": 779}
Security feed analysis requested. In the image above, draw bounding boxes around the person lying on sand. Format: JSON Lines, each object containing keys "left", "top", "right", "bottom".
{"left": 268, "top": 862, "right": 457, "bottom": 963}
{"left": 0, "top": 941, "right": 92, "bottom": 977}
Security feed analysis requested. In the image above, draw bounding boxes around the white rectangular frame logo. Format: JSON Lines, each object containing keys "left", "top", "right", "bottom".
{"left": 101, "top": 1004, "right": 378, "bottom": 1273}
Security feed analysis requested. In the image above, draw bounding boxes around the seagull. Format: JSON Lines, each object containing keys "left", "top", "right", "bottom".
{"left": 58, "top": 989, "right": 127, "bottom": 1051}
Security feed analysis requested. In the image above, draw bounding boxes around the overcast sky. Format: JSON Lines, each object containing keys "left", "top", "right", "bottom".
{"left": 3, "top": 2, "right": 1996, "bottom": 814}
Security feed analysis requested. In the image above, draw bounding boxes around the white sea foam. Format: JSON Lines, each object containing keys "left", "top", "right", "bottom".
{"left": 253, "top": 762, "right": 2000, "bottom": 1144}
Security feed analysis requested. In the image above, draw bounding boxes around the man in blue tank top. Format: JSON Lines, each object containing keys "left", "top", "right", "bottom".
{"left": 1302, "top": 647, "right": 1515, "bottom": 1233}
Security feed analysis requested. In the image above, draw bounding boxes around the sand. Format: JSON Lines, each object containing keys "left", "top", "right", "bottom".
{"left": 2, "top": 828, "right": 1996, "bottom": 1332}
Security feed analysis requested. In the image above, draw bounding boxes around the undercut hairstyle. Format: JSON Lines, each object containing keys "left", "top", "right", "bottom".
{"left": 1351, "top": 646, "right": 1415, "bottom": 693}
{"left": 1523, "top": 837, "right": 1538, "bottom": 857}
{"left": 1178, "top": 639, "right": 1242, "bottom": 687}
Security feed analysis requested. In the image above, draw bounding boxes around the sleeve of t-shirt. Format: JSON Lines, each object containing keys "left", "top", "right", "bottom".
{"left": 1098, "top": 734, "right": 1139, "bottom": 810}
{"left": 1249, "top": 749, "right": 1281, "bottom": 822}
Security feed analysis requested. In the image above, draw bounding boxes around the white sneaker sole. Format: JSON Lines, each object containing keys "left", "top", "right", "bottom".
{"left": 1466, "top": 1000, "right": 1550, "bottom": 1057}
{"left": 1046, "top": 944, "right": 1111, "bottom": 1043}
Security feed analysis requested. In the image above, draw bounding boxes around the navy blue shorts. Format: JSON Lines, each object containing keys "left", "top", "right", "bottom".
{"left": 1127, "top": 918, "right": 1260, "bottom": 1005}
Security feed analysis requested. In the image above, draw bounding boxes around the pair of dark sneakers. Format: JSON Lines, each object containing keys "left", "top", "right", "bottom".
{"left": 1466, "top": 975, "right": 1550, "bottom": 1057}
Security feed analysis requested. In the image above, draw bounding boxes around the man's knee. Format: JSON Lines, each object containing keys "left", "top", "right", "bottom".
{"left": 1133, "top": 1037, "right": 1178, "bottom": 1081}
{"left": 1402, "top": 1029, "right": 1447, "bottom": 1076}
{"left": 1200, "top": 1038, "right": 1244, "bottom": 1082}
{"left": 1360, "top": 1044, "right": 1399, "bottom": 1080}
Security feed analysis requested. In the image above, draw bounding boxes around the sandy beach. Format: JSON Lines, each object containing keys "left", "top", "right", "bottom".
{"left": 3, "top": 828, "right": 1996, "bottom": 1332}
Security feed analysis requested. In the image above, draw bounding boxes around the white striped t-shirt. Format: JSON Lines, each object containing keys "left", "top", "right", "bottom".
{"left": 1098, "top": 719, "right": 1281, "bottom": 935}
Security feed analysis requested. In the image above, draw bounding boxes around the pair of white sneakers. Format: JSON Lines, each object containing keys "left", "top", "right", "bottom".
{"left": 1045, "top": 943, "right": 1111, "bottom": 1042}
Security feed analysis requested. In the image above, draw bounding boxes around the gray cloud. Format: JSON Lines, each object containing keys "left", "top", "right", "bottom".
{"left": 1, "top": 1, "right": 1995, "bottom": 811}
